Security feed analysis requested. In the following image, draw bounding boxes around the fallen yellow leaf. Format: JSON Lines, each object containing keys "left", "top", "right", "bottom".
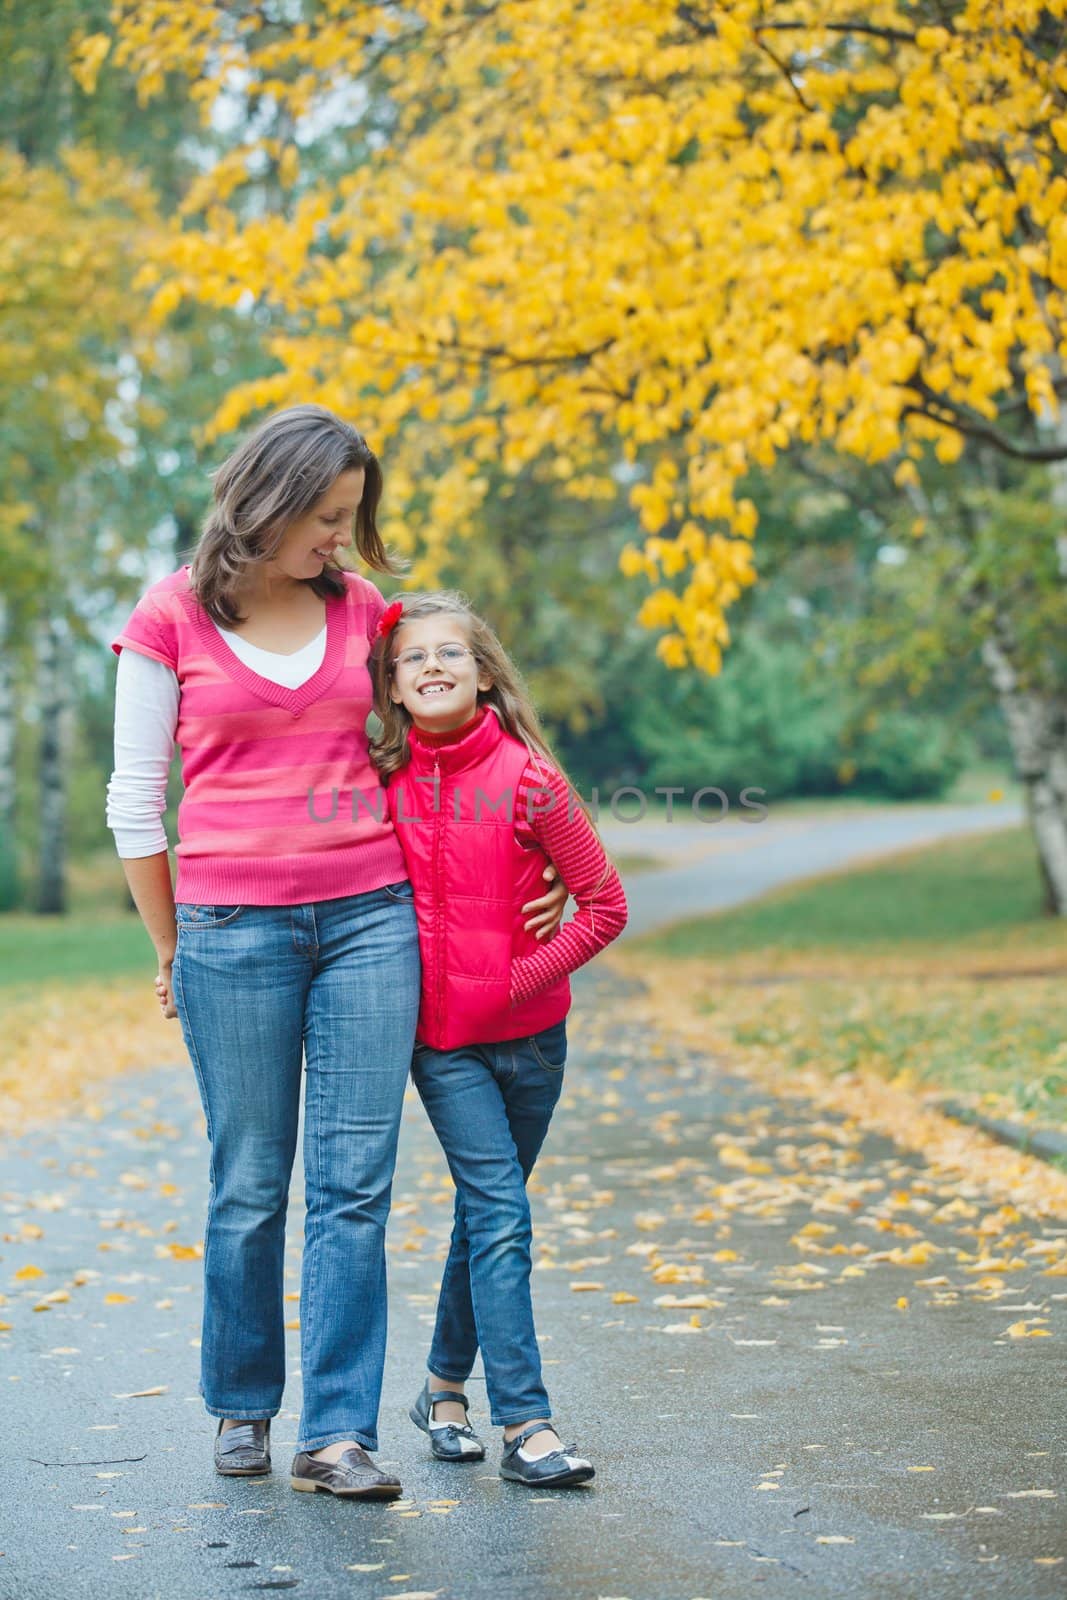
{"left": 650, "top": 1262, "right": 706, "bottom": 1285}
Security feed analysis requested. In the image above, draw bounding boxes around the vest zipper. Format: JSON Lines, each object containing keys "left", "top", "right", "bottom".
{"left": 432, "top": 753, "right": 445, "bottom": 1039}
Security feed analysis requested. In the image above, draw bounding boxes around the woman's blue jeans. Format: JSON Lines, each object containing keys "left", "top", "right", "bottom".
{"left": 410, "top": 1019, "right": 567, "bottom": 1426}
{"left": 171, "top": 883, "right": 420, "bottom": 1453}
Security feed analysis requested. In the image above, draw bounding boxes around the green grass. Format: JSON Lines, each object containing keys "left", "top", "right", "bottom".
{"left": 0, "top": 910, "right": 152, "bottom": 992}
{"left": 611, "top": 853, "right": 666, "bottom": 876}
{"left": 625, "top": 825, "right": 1067, "bottom": 1131}
{"left": 721, "top": 982, "right": 1067, "bottom": 1126}
{"left": 768, "top": 762, "right": 1018, "bottom": 817}
{"left": 633, "top": 827, "right": 1061, "bottom": 960}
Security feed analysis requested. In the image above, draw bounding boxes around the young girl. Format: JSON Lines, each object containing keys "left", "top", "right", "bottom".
{"left": 370, "top": 592, "right": 627, "bottom": 1489}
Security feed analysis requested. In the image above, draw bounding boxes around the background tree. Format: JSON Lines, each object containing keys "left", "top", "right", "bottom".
{"left": 96, "top": 0, "right": 1067, "bottom": 909}
{"left": 0, "top": 0, "right": 270, "bottom": 910}
{"left": 0, "top": 141, "right": 158, "bottom": 908}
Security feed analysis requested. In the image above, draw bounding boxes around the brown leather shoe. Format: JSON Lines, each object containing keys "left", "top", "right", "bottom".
{"left": 290, "top": 1444, "right": 403, "bottom": 1499}
{"left": 214, "top": 1418, "right": 271, "bottom": 1476}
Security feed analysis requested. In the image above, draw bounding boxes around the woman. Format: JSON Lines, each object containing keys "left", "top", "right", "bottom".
{"left": 105, "top": 404, "right": 565, "bottom": 1497}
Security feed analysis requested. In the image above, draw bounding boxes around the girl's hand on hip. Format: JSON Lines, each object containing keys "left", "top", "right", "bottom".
{"left": 522, "top": 864, "right": 568, "bottom": 939}
{"left": 155, "top": 960, "right": 178, "bottom": 1020}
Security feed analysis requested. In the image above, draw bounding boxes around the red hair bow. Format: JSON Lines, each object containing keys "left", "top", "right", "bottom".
{"left": 376, "top": 600, "right": 404, "bottom": 639}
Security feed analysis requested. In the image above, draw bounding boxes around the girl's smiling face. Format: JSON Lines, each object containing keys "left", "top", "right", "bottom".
{"left": 388, "top": 614, "right": 493, "bottom": 733}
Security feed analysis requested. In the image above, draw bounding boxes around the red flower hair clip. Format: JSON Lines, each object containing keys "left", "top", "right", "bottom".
{"left": 376, "top": 600, "right": 404, "bottom": 639}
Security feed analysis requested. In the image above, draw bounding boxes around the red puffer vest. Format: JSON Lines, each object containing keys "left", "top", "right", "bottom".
{"left": 387, "top": 706, "right": 570, "bottom": 1050}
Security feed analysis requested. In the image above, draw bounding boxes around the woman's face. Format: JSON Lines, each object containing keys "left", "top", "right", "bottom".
{"left": 267, "top": 468, "right": 366, "bottom": 582}
{"left": 388, "top": 614, "right": 493, "bottom": 734}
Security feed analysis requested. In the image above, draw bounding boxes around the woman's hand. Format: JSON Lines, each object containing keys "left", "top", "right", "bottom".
{"left": 522, "top": 863, "right": 568, "bottom": 940}
{"left": 155, "top": 958, "right": 178, "bottom": 1020}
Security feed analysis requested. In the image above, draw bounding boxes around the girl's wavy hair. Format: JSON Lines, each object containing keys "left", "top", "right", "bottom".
{"left": 370, "top": 592, "right": 564, "bottom": 783}
{"left": 189, "top": 403, "right": 402, "bottom": 626}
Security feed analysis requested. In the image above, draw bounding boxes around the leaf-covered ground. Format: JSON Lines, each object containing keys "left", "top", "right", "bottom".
{"left": 1, "top": 969, "right": 1064, "bottom": 1599}
{"left": 0, "top": 978, "right": 184, "bottom": 1138}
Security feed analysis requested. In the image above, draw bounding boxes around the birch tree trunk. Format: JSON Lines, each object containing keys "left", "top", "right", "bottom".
{"left": 906, "top": 438, "right": 1067, "bottom": 916}
{"left": 1008, "top": 394, "right": 1067, "bottom": 914}
{"left": 0, "top": 595, "right": 18, "bottom": 909}
{"left": 35, "top": 611, "right": 69, "bottom": 915}
{"left": 980, "top": 611, "right": 1067, "bottom": 916}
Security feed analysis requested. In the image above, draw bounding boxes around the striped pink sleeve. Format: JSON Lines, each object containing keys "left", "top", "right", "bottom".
{"left": 361, "top": 577, "right": 386, "bottom": 642}
{"left": 111, "top": 595, "right": 178, "bottom": 671}
{"left": 510, "top": 765, "right": 627, "bottom": 1004}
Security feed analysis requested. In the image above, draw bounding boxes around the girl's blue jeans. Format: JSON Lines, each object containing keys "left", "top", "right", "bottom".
{"left": 410, "top": 1018, "right": 567, "bottom": 1426}
{"left": 171, "top": 882, "right": 420, "bottom": 1453}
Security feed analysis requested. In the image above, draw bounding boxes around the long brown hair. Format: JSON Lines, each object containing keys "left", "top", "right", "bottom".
{"left": 369, "top": 592, "right": 564, "bottom": 781}
{"left": 190, "top": 403, "right": 402, "bottom": 626}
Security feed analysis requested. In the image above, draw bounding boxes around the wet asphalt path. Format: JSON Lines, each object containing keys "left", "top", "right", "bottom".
{"left": 601, "top": 801, "right": 1024, "bottom": 937}
{"left": 1, "top": 965, "right": 1064, "bottom": 1600}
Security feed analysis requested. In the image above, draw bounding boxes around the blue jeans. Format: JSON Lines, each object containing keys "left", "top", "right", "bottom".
{"left": 171, "top": 882, "right": 420, "bottom": 1453}
{"left": 410, "top": 1019, "right": 567, "bottom": 1426}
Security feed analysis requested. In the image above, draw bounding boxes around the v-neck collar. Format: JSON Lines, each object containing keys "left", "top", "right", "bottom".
{"left": 180, "top": 565, "right": 349, "bottom": 714}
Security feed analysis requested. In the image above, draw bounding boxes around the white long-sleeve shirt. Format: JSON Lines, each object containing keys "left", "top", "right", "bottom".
{"left": 106, "top": 625, "right": 326, "bottom": 859}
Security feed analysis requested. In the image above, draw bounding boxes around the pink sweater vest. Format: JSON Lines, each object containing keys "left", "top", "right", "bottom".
{"left": 111, "top": 565, "right": 406, "bottom": 906}
{"left": 388, "top": 708, "right": 570, "bottom": 1050}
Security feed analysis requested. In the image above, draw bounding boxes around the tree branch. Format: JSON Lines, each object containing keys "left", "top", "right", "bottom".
{"left": 752, "top": 30, "right": 816, "bottom": 112}
{"left": 754, "top": 20, "right": 918, "bottom": 45}
{"left": 674, "top": 7, "right": 917, "bottom": 45}
{"left": 901, "top": 399, "right": 1067, "bottom": 462}
{"left": 390, "top": 335, "right": 617, "bottom": 372}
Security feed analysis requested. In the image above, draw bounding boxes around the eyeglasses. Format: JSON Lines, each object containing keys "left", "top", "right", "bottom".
{"left": 390, "top": 643, "right": 476, "bottom": 673}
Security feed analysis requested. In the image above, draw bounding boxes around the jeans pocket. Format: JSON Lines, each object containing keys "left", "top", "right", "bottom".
{"left": 175, "top": 903, "right": 245, "bottom": 927}
{"left": 380, "top": 879, "right": 414, "bottom": 903}
{"left": 528, "top": 1019, "right": 567, "bottom": 1072}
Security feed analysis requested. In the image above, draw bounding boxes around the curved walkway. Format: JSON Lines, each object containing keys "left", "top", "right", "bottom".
{"left": 603, "top": 801, "right": 1024, "bottom": 937}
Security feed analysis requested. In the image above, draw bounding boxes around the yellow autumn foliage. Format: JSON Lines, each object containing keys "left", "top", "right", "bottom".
{"left": 0, "top": 142, "right": 158, "bottom": 557}
{"left": 97, "top": 0, "right": 1067, "bottom": 670}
